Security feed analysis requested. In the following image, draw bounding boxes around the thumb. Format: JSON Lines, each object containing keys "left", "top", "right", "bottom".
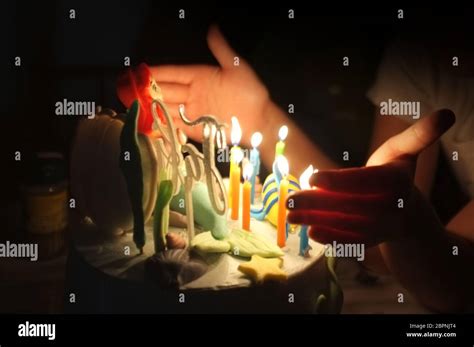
{"left": 207, "top": 24, "right": 239, "bottom": 68}
{"left": 368, "top": 109, "right": 455, "bottom": 166}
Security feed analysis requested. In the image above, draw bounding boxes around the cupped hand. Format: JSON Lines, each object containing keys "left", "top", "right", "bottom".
{"left": 287, "top": 110, "right": 455, "bottom": 247}
{"left": 150, "top": 25, "right": 270, "bottom": 144}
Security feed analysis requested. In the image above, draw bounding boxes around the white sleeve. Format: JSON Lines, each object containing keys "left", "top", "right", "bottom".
{"left": 367, "top": 40, "right": 436, "bottom": 123}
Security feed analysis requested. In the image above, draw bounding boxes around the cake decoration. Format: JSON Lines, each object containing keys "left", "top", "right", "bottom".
{"left": 227, "top": 228, "right": 284, "bottom": 258}
{"left": 237, "top": 255, "right": 288, "bottom": 284}
{"left": 251, "top": 164, "right": 300, "bottom": 226}
{"left": 169, "top": 181, "right": 228, "bottom": 240}
{"left": 190, "top": 231, "right": 231, "bottom": 254}
{"left": 117, "top": 62, "right": 165, "bottom": 134}
{"left": 144, "top": 249, "right": 207, "bottom": 289}
{"left": 152, "top": 171, "right": 173, "bottom": 252}
{"left": 119, "top": 100, "right": 146, "bottom": 253}
{"left": 190, "top": 229, "right": 284, "bottom": 258}
{"left": 69, "top": 60, "right": 338, "bottom": 313}
{"left": 165, "top": 232, "right": 187, "bottom": 250}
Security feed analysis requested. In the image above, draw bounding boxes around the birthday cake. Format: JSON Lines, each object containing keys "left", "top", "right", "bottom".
{"left": 69, "top": 63, "right": 339, "bottom": 313}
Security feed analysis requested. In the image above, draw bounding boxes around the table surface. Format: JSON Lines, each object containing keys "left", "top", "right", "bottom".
{"left": 336, "top": 258, "right": 432, "bottom": 314}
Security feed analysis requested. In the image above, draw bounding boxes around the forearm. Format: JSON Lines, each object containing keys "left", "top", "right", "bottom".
{"left": 258, "top": 100, "right": 338, "bottom": 174}
{"left": 379, "top": 189, "right": 474, "bottom": 312}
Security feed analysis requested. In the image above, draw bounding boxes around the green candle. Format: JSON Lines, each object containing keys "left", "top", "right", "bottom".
{"left": 275, "top": 125, "right": 288, "bottom": 158}
{"left": 275, "top": 141, "right": 285, "bottom": 157}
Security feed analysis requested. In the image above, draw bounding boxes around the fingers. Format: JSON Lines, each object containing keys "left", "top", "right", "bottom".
{"left": 308, "top": 225, "right": 375, "bottom": 246}
{"left": 287, "top": 189, "right": 397, "bottom": 216}
{"left": 288, "top": 210, "right": 372, "bottom": 232}
{"left": 159, "top": 83, "right": 190, "bottom": 104}
{"left": 151, "top": 65, "right": 205, "bottom": 85}
{"left": 309, "top": 164, "right": 411, "bottom": 195}
{"left": 368, "top": 109, "right": 455, "bottom": 166}
{"left": 207, "top": 24, "right": 239, "bottom": 68}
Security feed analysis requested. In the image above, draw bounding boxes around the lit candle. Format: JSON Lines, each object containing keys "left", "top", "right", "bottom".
{"left": 277, "top": 156, "right": 289, "bottom": 248}
{"left": 229, "top": 116, "right": 242, "bottom": 209}
{"left": 249, "top": 132, "right": 262, "bottom": 204}
{"left": 298, "top": 165, "right": 315, "bottom": 256}
{"left": 242, "top": 162, "right": 253, "bottom": 231}
{"left": 230, "top": 148, "right": 243, "bottom": 220}
{"left": 275, "top": 125, "right": 288, "bottom": 158}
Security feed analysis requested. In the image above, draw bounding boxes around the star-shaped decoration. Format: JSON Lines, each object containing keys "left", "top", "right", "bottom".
{"left": 238, "top": 255, "right": 288, "bottom": 284}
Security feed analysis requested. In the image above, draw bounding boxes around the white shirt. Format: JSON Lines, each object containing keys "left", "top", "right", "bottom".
{"left": 368, "top": 40, "right": 474, "bottom": 198}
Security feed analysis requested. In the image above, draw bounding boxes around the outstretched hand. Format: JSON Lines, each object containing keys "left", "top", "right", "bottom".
{"left": 287, "top": 110, "right": 456, "bottom": 247}
{"left": 151, "top": 25, "right": 270, "bottom": 144}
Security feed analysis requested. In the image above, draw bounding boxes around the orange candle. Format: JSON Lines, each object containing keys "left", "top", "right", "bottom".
{"left": 231, "top": 164, "right": 241, "bottom": 220}
{"left": 242, "top": 163, "right": 253, "bottom": 231}
{"left": 277, "top": 156, "right": 289, "bottom": 248}
{"left": 230, "top": 148, "right": 243, "bottom": 220}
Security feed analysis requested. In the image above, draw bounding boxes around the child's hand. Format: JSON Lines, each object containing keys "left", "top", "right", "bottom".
{"left": 287, "top": 110, "right": 455, "bottom": 247}
{"left": 151, "top": 25, "right": 270, "bottom": 145}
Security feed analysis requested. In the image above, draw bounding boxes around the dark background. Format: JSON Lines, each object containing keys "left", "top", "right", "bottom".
{"left": 1, "top": 2, "right": 473, "bottom": 313}
{"left": 3, "top": 3, "right": 471, "bottom": 219}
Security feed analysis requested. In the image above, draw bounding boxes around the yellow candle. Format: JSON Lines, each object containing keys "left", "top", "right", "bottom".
{"left": 229, "top": 145, "right": 240, "bottom": 208}
{"left": 277, "top": 156, "right": 289, "bottom": 248}
{"left": 229, "top": 117, "right": 242, "bottom": 209}
{"left": 242, "top": 163, "right": 253, "bottom": 231}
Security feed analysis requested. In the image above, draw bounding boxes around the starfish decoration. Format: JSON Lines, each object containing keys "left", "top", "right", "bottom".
{"left": 238, "top": 255, "right": 288, "bottom": 284}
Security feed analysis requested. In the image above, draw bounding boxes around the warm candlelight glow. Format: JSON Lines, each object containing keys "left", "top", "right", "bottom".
{"left": 203, "top": 124, "right": 210, "bottom": 138}
{"left": 251, "top": 132, "right": 263, "bottom": 148}
{"left": 278, "top": 125, "right": 288, "bottom": 141}
{"left": 276, "top": 155, "right": 289, "bottom": 177}
{"left": 298, "top": 165, "right": 315, "bottom": 256}
{"left": 233, "top": 147, "right": 244, "bottom": 164}
{"left": 243, "top": 161, "right": 254, "bottom": 180}
{"left": 231, "top": 116, "right": 242, "bottom": 145}
{"left": 300, "top": 165, "right": 315, "bottom": 190}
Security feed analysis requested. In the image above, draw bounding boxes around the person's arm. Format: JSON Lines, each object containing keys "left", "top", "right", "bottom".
{"left": 379, "top": 189, "right": 474, "bottom": 312}
{"left": 151, "top": 25, "right": 337, "bottom": 175}
{"left": 368, "top": 114, "right": 439, "bottom": 197}
{"left": 364, "top": 114, "right": 439, "bottom": 273}
{"left": 288, "top": 110, "right": 474, "bottom": 312}
{"left": 368, "top": 114, "right": 474, "bottom": 312}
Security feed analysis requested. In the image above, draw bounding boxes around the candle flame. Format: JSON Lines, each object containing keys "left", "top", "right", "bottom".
{"left": 231, "top": 116, "right": 242, "bottom": 145}
{"left": 203, "top": 124, "right": 210, "bottom": 138}
{"left": 300, "top": 165, "right": 316, "bottom": 190}
{"left": 276, "top": 155, "right": 289, "bottom": 177}
{"left": 278, "top": 125, "right": 288, "bottom": 141}
{"left": 251, "top": 132, "right": 262, "bottom": 148}
{"left": 233, "top": 148, "right": 244, "bottom": 164}
{"left": 243, "top": 162, "right": 254, "bottom": 181}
